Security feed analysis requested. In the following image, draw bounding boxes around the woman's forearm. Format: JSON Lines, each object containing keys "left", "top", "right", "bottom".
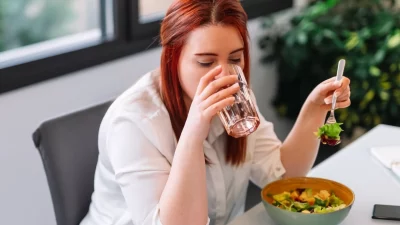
{"left": 280, "top": 100, "right": 327, "bottom": 178}
{"left": 159, "top": 129, "right": 208, "bottom": 225}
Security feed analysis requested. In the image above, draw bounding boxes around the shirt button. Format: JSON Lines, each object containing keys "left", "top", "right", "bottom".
{"left": 276, "top": 167, "right": 281, "bottom": 172}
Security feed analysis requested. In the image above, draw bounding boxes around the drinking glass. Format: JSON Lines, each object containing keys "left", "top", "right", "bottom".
{"left": 218, "top": 64, "right": 260, "bottom": 138}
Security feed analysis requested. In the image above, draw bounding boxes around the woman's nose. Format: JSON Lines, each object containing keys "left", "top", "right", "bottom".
{"left": 220, "top": 64, "right": 232, "bottom": 76}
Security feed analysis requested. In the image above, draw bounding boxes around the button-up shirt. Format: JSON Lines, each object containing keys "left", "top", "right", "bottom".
{"left": 80, "top": 68, "right": 286, "bottom": 225}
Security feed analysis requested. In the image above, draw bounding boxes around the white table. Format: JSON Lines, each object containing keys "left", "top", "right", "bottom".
{"left": 229, "top": 124, "right": 400, "bottom": 225}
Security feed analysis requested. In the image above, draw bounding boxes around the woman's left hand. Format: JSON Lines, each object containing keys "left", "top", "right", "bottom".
{"left": 307, "top": 76, "right": 351, "bottom": 111}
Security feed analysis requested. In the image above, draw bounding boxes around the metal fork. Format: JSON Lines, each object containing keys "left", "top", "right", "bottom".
{"left": 326, "top": 59, "right": 346, "bottom": 124}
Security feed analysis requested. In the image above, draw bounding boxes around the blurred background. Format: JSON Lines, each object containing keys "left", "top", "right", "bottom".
{"left": 0, "top": 0, "right": 399, "bottom": 225}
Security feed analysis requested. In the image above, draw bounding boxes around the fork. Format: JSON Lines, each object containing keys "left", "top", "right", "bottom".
{"left": 325, "top": 59, "right": 346, "bottom": 124}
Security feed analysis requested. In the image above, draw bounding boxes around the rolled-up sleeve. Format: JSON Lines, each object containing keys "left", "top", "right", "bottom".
{"left": 248, "top": 93, "right": 286, "bottom": 188}
{"left": 152, "top": 204, "right": 210, "bottom": 225}
{"left": 250, "top": 115, "right": 287, "bottom": 188}
{"left": 106, "top": 114, "right": 210, "bottom": 225}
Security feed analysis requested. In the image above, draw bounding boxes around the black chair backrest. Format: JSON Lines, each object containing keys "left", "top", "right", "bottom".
{"left": 32, "top": 101, "right": 112, "bottom": 225}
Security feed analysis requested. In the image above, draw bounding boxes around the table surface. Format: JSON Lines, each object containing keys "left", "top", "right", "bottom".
{"left": 228, "top": 124, "right": 400, "bottom": 225}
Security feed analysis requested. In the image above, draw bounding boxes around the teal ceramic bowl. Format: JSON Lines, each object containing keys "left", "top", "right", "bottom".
{"left": 261, "top": 177, "right": 355, "bottom": 225}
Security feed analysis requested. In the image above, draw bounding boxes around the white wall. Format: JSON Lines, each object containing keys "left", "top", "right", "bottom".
{"left": 0, "top": 18, "right": 293, "bottom": 225}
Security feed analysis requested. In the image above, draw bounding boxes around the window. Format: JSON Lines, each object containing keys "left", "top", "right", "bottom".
{"left": 0, "top": 0, "right": 293, "bottom": 94}
{"left": 139, "top": 0, "right": 173, "bottom": 23}
{"left": 0, "top": 0, "right": 113, "bottom": 68}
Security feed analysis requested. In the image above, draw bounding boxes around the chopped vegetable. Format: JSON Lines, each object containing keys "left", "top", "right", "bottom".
{"left": 315, "top": 197, "right": 328, "bottom": 207}
{"left": 268, "top": 189, "right": 347, "bottom": 214}
{"left": 293, "top": 201, "right": 309, "bottom": 211}
{"left": 317, "top": 190, "right": 331, "bottom": 200}
{"left": 290, "top": 190, "right": 300, "bottom": 201}
{"left": 314, "top": 123, "right": 343, "bottom": 146}
{"left": 329, "top": 193, "right": 344, "bottom": 206}
{"left": 272, "top": 192, "right": 290, "bottom": 202}
{"left": 299, "top": 188, "right": 315, "bottom": 205}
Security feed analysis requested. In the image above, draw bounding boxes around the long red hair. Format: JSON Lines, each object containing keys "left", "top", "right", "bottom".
{"left": 160, "top": 0, "right": 250, "bottom": 166}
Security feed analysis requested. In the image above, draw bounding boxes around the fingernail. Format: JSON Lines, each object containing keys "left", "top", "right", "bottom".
{"left": 233, "top": 83, "right": 240, "bottom": 88}
{"left": 334, "top": 80, "right": 342, "bottom": 86}
{"left": 324, "top": 98, "right": 331, "bottom": 104}
{"left": 335, "top": 92, "right": 340, "bottom": 97}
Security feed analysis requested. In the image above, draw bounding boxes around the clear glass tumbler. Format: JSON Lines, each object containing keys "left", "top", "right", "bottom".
{"left": 218, "top": 64, "right": 260, "bottom": 138}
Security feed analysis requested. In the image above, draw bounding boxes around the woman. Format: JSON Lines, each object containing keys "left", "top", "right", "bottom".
{"left": 80, "top": 1, "right": 351, "bottom": 225}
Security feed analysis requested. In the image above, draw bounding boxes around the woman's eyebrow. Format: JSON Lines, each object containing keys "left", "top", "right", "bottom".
{"left": 194, "top": 47, "right": 244, "bottom": 56}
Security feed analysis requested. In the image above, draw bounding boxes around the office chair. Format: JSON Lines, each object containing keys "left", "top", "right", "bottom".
{"left": 32, "top": 101, "right": 112, "bottom": 225}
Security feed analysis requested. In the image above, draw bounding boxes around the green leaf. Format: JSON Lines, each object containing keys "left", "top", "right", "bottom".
{"left": 373, "top": 49, "right": 386, "bottom": 64}
{"left": 293, "top": 202, "right": 309, "bottom": 211}
{"left": 360, "top": 89, "right": 376, "bottom": 110}
{"left": 313, "top": 206, "right": 328, "bottom": 214}
{"left": 372, "top": 12, "right": 395, "bottom": 36}
{"left": 304, "top": 3, "right": 329, "bottom": 19}
{"left": 365, "top": 90, "right": 375, "bottom": 102}
{"left": 300, "top": 20, "right": 317, "bottom": 32}
{"left": 345, "top": 33, "right": 360, "bottom": 51}
{"left": 369, "top": 66, "right": 381, "bottom": 76}
{"left": 380, "top": 91, "right": 389, "bottom": 101}
{"left": 315, "top": 123, "right": 343, "bottom": 139}
{"left": 359, "top": 28, "right": 372, "bottom": 39}
{"left": 390, "top": 64, "right": 397, "bottom": 72}
{"left": 380, "top": 81, "right": 391, "bottom": 90}
{"left": 315, "top": 197, "right": 328, "bottom": 207}
{"left": 325, "top": 0, "right": 339, "bottom": 7}
{"left": 329, "top": 193, "right": 344, "bottom": 206}
{"left": 297, "top": 32, "right": 308, "bottom": 45}
{"left": 272, "top": 192, "right": 290, "bottom": 202}
{"left": 387, "top": 32, "right": 400, "bottom": 49}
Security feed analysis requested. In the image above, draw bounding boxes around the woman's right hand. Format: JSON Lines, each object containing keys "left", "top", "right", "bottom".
{"left": 182, "top": 65, "right": 240, "bottom": 143}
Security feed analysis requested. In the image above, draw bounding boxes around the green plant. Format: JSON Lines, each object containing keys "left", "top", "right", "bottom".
{"left": 260, "top": 0, "right": 400, "bottom": 138}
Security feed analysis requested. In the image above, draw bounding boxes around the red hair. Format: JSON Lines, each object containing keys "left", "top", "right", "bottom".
{"left": 160, "top": 0, "right": 250, "bottom": 166}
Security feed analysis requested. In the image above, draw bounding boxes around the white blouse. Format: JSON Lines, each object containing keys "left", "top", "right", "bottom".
{"left": 80, "top": 69, "right": 286, "bottom": 225}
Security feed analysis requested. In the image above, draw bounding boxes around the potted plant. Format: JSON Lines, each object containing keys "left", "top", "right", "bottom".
{"left": 259, "top": 0, "right": 400, "bottom": 141}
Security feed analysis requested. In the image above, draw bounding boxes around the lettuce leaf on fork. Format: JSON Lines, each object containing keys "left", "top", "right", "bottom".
{"left": 314, "top": 123, "right": 344, "bottom": 146}
{"left": 314, "top": 123, "right": 343, "bottom": 139}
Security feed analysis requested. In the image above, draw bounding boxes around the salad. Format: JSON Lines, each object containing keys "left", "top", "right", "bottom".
{"left": 268, "top": 188, "right": 346, "bottom": 214}
{"left": 314, "top": 123, "right": 343, "bottom": 146}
